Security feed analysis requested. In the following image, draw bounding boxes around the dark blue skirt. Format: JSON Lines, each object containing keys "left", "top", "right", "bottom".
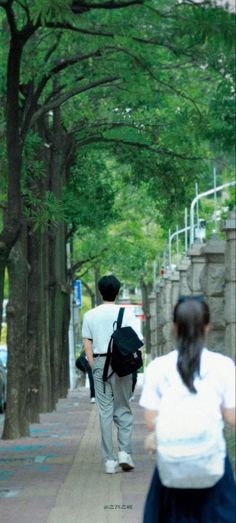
{"left": 143, "top": 457, "right": 236, "bottom": 523}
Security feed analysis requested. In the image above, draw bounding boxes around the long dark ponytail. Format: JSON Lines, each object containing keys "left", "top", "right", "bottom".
{"left": 173, "top": 297, "right": 210, "bottom": 393}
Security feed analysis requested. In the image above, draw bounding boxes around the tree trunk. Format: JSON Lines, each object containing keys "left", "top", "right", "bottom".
{"left": 48, "top": 103, "right": 69, "bottom": 403}
{"left": 39, "top": 230, "right": 53, "bottom": 412}
{"left": 60, "top": 243, "right": 70, "bottom": 399}
{"left": 48, "top": 230, "right": 69, "bottom": 402}
{"left": 0, "top": 37, "right": 24, "bottom": 332}
{"left": 27, "top": 230, "right": 41, "bottom": 422}
{"left": 25, "top": 117, "right": 54, "bottom": 416}
{"left": 2, "top": 226, "right": 29, "bottom": 438}
{"left": 94, "top": 265, "right": 102, "bottom": 305}
{"left": 27, "top": 230, "right": 51, "bottom": 423}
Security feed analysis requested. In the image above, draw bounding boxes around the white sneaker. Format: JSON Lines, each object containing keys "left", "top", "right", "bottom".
{"left": 105, "top": 460, "right": 118, "bottom": 474}
{"left": 118, "top": 451, "right": 135, "bottom": 471}
{"left": 90, "top": 397, "right": 95, "bottom": 404}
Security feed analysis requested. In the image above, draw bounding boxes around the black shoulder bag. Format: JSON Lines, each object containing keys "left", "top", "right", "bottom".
{"left": 102, "top": 307, "right": 143, "bottom": 385}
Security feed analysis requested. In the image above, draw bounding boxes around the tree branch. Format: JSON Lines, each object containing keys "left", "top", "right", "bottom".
{"left": 21, "top": 49, "right": 105, "bottom": 139}
{"left": 76, "top": 266, "right": 92, "bottom": 279}
{"left": 4, "top": 2, "right": 17, "bottom": 35}
{"left": 15, "top": 0, "right": 30, "bottom": 20}
{"left": 76, "top": 135, "right": 202, "bottom": 161}
{"left": 45, "top": 21, "right": 114, "bottom": 38}
{"left": 67, "top": 120, "right": 161, "bottom": 137}
{"left": 105, "top": 45, "right": 203, "bottom": 114}
{"left": 44, "top": 35, "right": 62, "bottom": 63}
{"left": 80, "top": 279, "right": 95, "bottom": 300}
{"left": 43, "top": 79, "right": 81, "bottom": 106}
{"left": 0, "top": 0, "right": 14, "bottom": 6}
{"left": 28, "top": 76, "right": 120, "bottom": 129}
{"left": 176, "top": 1, "right": 212, "bottom": 7}
{"left": 48, "top": 49, "right": 103, "bottom": 77}
{"left": 44, "top": 21, "right": 192, "bottom": 59}
{"left": 44, "top": 21, "right": 196, "bottom": 61}
{"left": 69, "top": 248, "right": 108, "bottom": 276}
{"left": 145, "top": 4, "right": 177, "bottom": 19}
{"left": 71, "top": 0, "right": 144, "bottom": 12}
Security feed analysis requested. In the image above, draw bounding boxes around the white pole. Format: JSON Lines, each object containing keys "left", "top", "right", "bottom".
{"left": 176, "top": 225, "right": 179, "bottom": 260}
{"left": 168, "top": 229, "right": 172, "bottom": 270}
{"left": 66, "top": 242, "right": 76, "bottom": 390}
{"left": 169, "top": 226, "right": 190, "bottom": 260}
{"left": 153, "top": 260, "right": 157, "bottom": 290}
{"left": 184, "top": 207, "right": 188, "bottom": 252}
{"left": 196, "top": 182, "right": 199, "bottom": 233}
{"left": 213, "top": 167, "right": 217, "bottom": 232}
{"left": 164, "top": 248, "right": 167, "bottom": 271}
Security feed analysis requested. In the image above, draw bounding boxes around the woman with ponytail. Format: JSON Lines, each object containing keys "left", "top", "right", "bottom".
{"left": 140, "top": 296, "right": 235, "bottom": 523}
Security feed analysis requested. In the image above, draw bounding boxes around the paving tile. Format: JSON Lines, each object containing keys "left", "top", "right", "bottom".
{"left": 0, "top": 388, "right": 152, "bottom": 523}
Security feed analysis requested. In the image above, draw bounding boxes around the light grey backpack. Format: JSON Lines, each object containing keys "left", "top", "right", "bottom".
{"left": 156, "top": 377, "right": 225, "bottom": 489}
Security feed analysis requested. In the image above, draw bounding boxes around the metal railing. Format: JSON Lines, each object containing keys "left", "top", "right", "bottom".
{"left": 190, "top": 180, "right": 236, "bottom": 245}
{"left": 164, "top": 179, "right": 236, "bottom": 274}
{"left": 168, "top": 225, "right": 191, "bottom": 270}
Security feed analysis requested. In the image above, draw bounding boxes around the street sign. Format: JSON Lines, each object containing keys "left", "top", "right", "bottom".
{"left": 74, "top": 280, "right": 82, "bottom": 308}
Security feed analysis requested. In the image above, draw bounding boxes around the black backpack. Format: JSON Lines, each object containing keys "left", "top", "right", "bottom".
{"left": 102, "top": 307, "right": 143, "bottom": 384}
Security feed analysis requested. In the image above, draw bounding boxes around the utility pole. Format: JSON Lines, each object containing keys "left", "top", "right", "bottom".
{"left": 213, "top": 167, "right": 218, "bottom": 233}
{"left": 67, "top": 242, "right": 77, "bottom": 390}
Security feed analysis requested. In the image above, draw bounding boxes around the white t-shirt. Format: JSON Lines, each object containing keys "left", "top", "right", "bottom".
{"left": 140, "top": 349, "right": 235, "bottom": 414}
{"left": 82, "top": 303, "right": 143, "bottom": 354}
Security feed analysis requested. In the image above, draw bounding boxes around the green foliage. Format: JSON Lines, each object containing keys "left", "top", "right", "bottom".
{"left": 73, "top": 178, "right": 165, "bottom": 289}
{"left": 22, "top": 131, "right": 47, "bottom": 180}
{"left": 0, "top": 0, "right": 235, "bottom": 287}
{"left": 0, "top": 323, "right": 7, "bottom": 343}
{"left": 31, "top": 0, "right": 72, "bottom": 24}
{"left": 63, "top": 149, "right": 117, "bottom": 230}
{"left": 23, "top": 190, "right": 66, "bottom": 230}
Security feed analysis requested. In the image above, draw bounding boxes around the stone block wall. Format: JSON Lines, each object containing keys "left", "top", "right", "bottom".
{"left": 149, "top": 292, "right": 158, "bottom": 359}
{"left": 178, "top": 256, "right": 191, "bottom": 297}
{"left": 186, "top": 243, "right": 206, "bottom": 295}
{"left": 222, "top": 208, "right": 236, "bottom": 360}
{"left": 200, "top": 238, "right": 226, "bottom": 353}
{"left": 148, "top": 208, "right": 236, "bottom": 361}
{"left": 156, "top": 283, "right": 165, "bottom": 356}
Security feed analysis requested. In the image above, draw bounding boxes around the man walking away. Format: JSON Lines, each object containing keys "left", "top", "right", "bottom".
{"left": 82, "top": 275, "right": 143, "bottom": 474}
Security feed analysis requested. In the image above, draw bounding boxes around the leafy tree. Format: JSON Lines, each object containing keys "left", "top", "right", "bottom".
{"left": 0, "top": 0, "right": 234, "bottom": 437}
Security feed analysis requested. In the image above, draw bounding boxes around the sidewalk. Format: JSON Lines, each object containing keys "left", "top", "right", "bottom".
{"left": 0, "top": 387, "right": 155, "bottom": 523}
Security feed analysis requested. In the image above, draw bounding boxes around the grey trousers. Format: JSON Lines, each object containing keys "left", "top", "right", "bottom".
{"left": 92, "top": 356, "right": 133, "bottom": 462}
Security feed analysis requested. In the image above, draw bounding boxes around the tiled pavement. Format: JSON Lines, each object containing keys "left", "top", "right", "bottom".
{"left": 0, "top": 388, "right": 155, "bottom": 523}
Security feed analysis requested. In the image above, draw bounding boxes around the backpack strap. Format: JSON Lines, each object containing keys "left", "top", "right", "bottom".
{"left": 117, "top": 307, "right": 125, "bottom": 329}
{"left": 102, "top": 337, "right": 113, "bottom": 389}
{"left": 102, "top": 308, "right": 125, "bottom": 389}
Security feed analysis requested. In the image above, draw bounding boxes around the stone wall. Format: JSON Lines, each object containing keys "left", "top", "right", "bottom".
{"left": 200, "top": 238, "right": 225, "bottom": 353}
{"left": 149, "top": 292, "right": 158, "bottom": 359}
{"left": 148, "top": 207, "right": 236, "bottom": 360}
{"left": 222, "top": 208, "right": 236, "bottom": 360}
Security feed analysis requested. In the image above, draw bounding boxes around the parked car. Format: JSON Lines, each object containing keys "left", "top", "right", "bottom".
{"left": 0, "top": 357, "right": 6, "bottom": 413}
{"left": 0, "top": 345, "right": 7, "bottom": 370}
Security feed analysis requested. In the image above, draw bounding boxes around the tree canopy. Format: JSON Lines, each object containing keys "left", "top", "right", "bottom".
{"left": 0, "top": 0, "right": 235, "bottom": 438}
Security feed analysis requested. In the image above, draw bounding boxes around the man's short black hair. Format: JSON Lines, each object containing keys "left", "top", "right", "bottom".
{"left": 98, "top": 275, "right": 121, "bottom": 301}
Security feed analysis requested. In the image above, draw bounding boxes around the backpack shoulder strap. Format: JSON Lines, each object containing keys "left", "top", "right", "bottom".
{"left": 102, "top": 336, "right": 113, "bottom": 385}
{"left": 117, "top": 307, "right": 125, "bottom": 329}
{"left": 102, "top": 307, "right": 125, "bottom": 388}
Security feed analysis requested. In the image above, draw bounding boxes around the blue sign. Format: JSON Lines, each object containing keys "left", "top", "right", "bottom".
{"left": 74, "top": 280, "right": 82, "bottom": 308}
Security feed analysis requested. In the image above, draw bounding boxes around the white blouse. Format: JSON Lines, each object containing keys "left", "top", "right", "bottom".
{"left": 140, "top": 348, "right": 235, "bottom": 413}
